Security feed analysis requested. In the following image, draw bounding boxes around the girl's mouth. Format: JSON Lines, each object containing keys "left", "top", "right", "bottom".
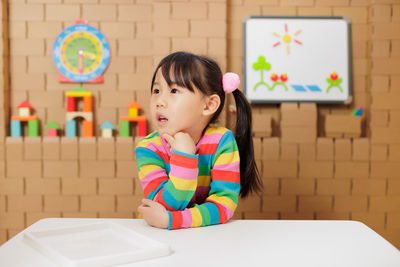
{"left": 157, "top": 114, "right": 168, "bottom": 126}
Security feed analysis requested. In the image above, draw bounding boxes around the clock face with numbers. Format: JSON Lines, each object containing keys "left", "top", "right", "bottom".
{"left": 53, "top": 23, "right": 110, "bottom": 83}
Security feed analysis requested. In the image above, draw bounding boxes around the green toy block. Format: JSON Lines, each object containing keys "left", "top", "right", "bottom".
{"left": 28, "top": 120, "right": 39, "bottom": 137}
{"left": 120, "top": 120, "right": 130, "bottom": 137}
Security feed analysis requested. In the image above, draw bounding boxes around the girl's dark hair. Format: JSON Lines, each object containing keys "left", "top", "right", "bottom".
{"left": 151, "top": 51, "right": 262, "bottom": 198}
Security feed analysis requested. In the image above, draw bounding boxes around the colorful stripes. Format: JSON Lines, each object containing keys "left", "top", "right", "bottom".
{"left": 135, "top": 127, "right": 240, "bottom": 229}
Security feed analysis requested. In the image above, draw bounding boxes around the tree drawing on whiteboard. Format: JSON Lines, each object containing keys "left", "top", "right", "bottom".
{"left": 272, "top": 23, "right": 303, "bottom": 55}
{"left": 252, "top": 56, "right": 288, "bottom": 91}
{"left": 326, "top": 71, "right": 343, "bottom": 92}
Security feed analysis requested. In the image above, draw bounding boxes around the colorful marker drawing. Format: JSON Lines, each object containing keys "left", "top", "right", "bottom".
{"left": 270, "top": 73, "right": 289, "bottom": 91}
{"left": 272, "top": 23, "right": 302, "bottom": 55}
{"left": 326, "top": 71, "right": 343, "bottom": 93}
{"left": 253, "top": 56, "right": 271, "bottom": 90}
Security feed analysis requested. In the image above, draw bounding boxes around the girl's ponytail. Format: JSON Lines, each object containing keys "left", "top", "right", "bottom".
{"left": 232, "top": 89, "right": 263, "bottom": 198}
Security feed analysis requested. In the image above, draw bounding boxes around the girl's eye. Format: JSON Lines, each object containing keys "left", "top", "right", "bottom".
{"left": 171, "top": 88, "right": 179, "bottom": 94}
{"left": 152, "top": 88, "right": 160, "bottom": 94}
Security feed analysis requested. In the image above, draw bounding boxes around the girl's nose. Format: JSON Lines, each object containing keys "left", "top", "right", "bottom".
{"left": 156, "top": 95, "right": 167, "bottom": 108}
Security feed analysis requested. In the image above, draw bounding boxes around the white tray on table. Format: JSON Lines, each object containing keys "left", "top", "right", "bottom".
{"left": 23, "top": 222, "right": 170, "bottom": 267}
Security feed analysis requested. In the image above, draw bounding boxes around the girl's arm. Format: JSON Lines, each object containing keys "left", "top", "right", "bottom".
{"left": 135, "top": 135, "right": 198, "bottom": 211}
{"left": 167, "top": 131, "right": 240, "bottom": 229}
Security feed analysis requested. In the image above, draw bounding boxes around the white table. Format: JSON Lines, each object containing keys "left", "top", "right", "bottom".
{"left": 0, "top": 218, "right": 399, "bottom": 267}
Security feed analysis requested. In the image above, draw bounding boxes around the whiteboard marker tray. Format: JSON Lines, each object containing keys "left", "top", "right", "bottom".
{"left": 24, "top": 222, "right": 171, "bottom": 267}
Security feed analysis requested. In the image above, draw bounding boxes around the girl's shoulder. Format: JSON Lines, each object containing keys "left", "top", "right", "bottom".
{"left": 203, "top": 126, "right": 232, "bottom": 136}
{"left": 135, "top": 131, "right": 162, "bottom": 149}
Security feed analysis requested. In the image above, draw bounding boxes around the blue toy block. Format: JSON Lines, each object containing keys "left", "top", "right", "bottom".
{"left": 66, "top": 120, "right": 76, "bottom": 137}
{"left": 11, "top": 120, "right": 22, "bottom": 137}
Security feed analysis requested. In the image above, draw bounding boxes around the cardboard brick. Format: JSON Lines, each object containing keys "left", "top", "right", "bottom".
{"left": 281, "top": 103, "right": 317, "bottom": 127}
{"left": 371, "top": 127, "right": 400, "bottom": 144}
{"left": 6, "top": 137, "right": 23, "bottom": 161}
{"left": 42, "top": 137, "right": 60, "bottom": 160}
{"left": 371, "top": 4, "right": 391, "bottom": 22}
{"left": 236, "top": 195, "right": 261, "bottom": 213}
{"left": 325, "top": 115, "right": 362, "bottom": 138}
{"left": 263, "top": 196, "right": 296, "bottom": 212}
{"left": 315, "top": 212, "right": 350, "bottom": 220}
{"left": 0, "top": 212, "right": 24, "bottom": 229}
{"left": 43, "top": 161, "right": 78, "bottom": 178}
{"left": 371, "top": 76, "right": 389, "bottom": 93}
{"left": 372, "top": 57, "right": 400, "bottom": 75}
{"left": 98, "top": 212, "right": 134, "bottom": 219}
{"left": 0, "top": 229, "right": 6, "bottom": 244}
{"left": 370, "top": 144, "right": 388, "bottom": 161}
{"left": 100, "top": 91, "right": 134, "bottom": 108}
{"left": 387, "top": 213, "right": 400, "bottom": 229}
{"left": 81, "top": 196, "right": 115, "bottom": 212}
{"left": 62, "top": 177, "right": 96, "bottom": 195}
{"left": 372, "top": 40, "right": 390, "bottom": 58}
{"left": 7, "top": 161, "right": 42, "bottom": 178}
{"left": 281, "top": 178, "right": 315, "bottom": 195}
{"left": 261, "top": 178, "right": 280, "bottom": 196}
{"left": 243, "top": 212, "right": 279, "bottom": 220}
{"left": 280, "top": 143, "right": 298, "bottom": 160}
{"left": 281, "top": 126, "right": 317, "bottom": 143}
{"left": 253, "top": 137, "right": 262, "bottom": 160}
{"left": 231, "top": 5, "right": 261, "bottom": 22}
{"left": 153, "top": 38, "right": 171, "bottom": 56}
{"left": 28, "top": 21, "right": 62, "bottom": 39}
{"left": 80, "top": 161, "right": 115, "bottom": 178}
{"left": 298, "top": 7, "right": 332, "bottom": 16}
{"left": 119, "top": 39, "right": 153, "bottom": 56}
{"left": 136, "top": 22, "right": 152, "bottom": 39}
{"left": 317, "top": 178, "right": 351, "bottom": 195}
{"left": 8, "top": 195, "right": 42, "bottom": 212}
{"left": 316, "top": 138, "right": 334, "bottom": 161}
{"left": 262, "top": 137, "right": 279, "bottom": 160}
{"left": 26, "top": 212, "right": 61, "bottom": 227}
{"left": 352, "top": 179, "right": 386, "bottom": 196}
{"left": 62, "top": 212, "right": 97, "bottom": 218}
{"left": 388, "top": 179, "right": 400, "bottom": 195}
{"left": 280, "top": 212, "right": 315, "bottom": 220}
{"left": 45, "top": 4, "right": 80, "bottom": 21}
{"left": 262, "top": 160, "right": 297, "bottom": 178}
{"left": 97, "top": 138, "right": 115, "bottom": 160}
{"left": 153, "top": 2, "right": 170, "bottom": 20}
{"left": 116, "top": 137, "right": 135, "bottom": 160}
{"left": 106, "top": 57, "right": 134, "bottom": 74}
{"left": 134, "top": 180, "right": 144, "bottom": 196}
{"left": 334, "top": 138, "right": 352, "bottom": 161}
{"left": 10, "top": 39, "right": 44, "bottom": 57}
{"left": 44, "top": 195, "right": 79, "bottom": 212}
{"left": 79, "top": 137, "right": 96, "bottom": 160}
{"left": 172, "top": 38, "right": 207, "bottom": 55}
{"left": 371, "top": 92, "right": 400, "bottom": 110}
{"left": 231, "top": 211, "right": 243, "bottom": 220}
{"left": 172, "top": 2, "right": 207, "bottom": 19}
{"left": 26, "top": 178, "right": 60, "bottom": 195}
{"left": 299, "top": 143, "right": 316, "bottom": 160}
{"left": 9, "top": 3, "right": 44, "bottom": 21}
{"left": 0, "top": 195, "right": 6, "bottom": 212}
{"left": 352, "top": 212, "right": 386, "bottom": 231}
{"left": 82, "top": 4, "right": 116, "bottom": 21}
{"left": 119, "top": 73, "right": 150, "bottom": 91}
{"left": 24, "top": 137, "right": 41, "bottom": 160}
{"left": 100, "top": 22, "right": 134, "bottom": 39}
{"left": 118, "top": 4, "right": 152, "bottom": 22}
{"left": 190, "top": 20, "right": 226, "bottom": 38}
{"left": 154, "top": 20, "right": 189, "bottom": 38}
{"left": 252, "top": 113, "right": 272, "bottom": 137}
{"left": 370, "top": 196, "right": 400, "bottom": 212}
{"left": 334, "top": 6, "right": 368, "bottom": 24}
{"left": 0, "top": 142, "right": 4, "bottom": 161}
{"left": 117, "top": 195, "right": 142, "bottom": 212}
{"left": 116, "top": 160, "right": 138, "bottom": 178}
{"left": 335, "top": 196, "right": 368, "bottom": 212}
{"left": 299, "top": 161, "right": 334, "bottom": 178}
{"left": 99, "top": 178, "right": 133, "bottom": 195}
{"left": 0, "top": 178, "right": 24, "bottom": 195}
{"left": 352, "top": 138, "right": 369, "bottom": 161}
{"left": 335, "top": 162, "right": 369, "bottom": 179}
{"left": 370, "top": 161, "right": 400, "bottom": 179}
{"left": 61, "top": 137, "right": 78, "bottom": 160}
{"left": 299, "top": 196, "right": 333, "bottom": 212}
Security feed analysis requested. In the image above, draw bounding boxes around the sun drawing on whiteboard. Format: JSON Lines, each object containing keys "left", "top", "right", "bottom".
{"left": 272, "top": 23, "right": 302, "bottom": 54}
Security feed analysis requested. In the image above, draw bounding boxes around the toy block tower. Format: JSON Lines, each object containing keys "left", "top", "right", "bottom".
{"left": 11, "top": 101, "right": 39, "bottom": 137}
{"left": 100, "top": 121, "right": 115, "bottom": 138}
{"left": 45, "top": 121, "right": 61, "bottom": 137}
{"left": 120, "top": 100, "right": 147, "bottom": 137}
{"left": 65, "top": 87, "right": 93, "bottom": 137}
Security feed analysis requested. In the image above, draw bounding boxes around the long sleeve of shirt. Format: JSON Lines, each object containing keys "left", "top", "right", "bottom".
{"left": 135, "top": 128, "right": 240, "bottom": 229}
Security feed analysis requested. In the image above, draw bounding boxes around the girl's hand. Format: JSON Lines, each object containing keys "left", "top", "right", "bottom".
{"left": 137, "top": 199, "right": 169, "bottom": 229}
{"left": 162, "top": 132, "right": 196, "bottom": 155}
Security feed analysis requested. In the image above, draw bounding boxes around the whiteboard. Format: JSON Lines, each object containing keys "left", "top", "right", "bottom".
{"left": 243, "top": 16, "right": 352, "bottom": 103}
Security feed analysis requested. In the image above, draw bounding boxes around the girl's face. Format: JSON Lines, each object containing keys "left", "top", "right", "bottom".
{"left": 150, "top": 68, "right": 208, "bottom": 140}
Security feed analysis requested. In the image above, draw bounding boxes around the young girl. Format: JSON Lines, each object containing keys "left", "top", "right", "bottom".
{"left": 136, "top": 51, "right": 262, "bottom": 230}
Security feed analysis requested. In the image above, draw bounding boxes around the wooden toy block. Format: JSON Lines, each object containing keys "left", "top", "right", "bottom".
{"left": 129, "top": 108, "right": 138, "bottom": 118}
{"left": 43, "top": 161, "right": 78, "bottom": 178}
{"left": 79, "top": 137, "right": 96, "bottom": 160}
{"left": 42, "top": 137, "right": 60, "bottom": 160}
{"left": 83, "top": 120, "right": 93, "bottom": 137}
{"left": 100, "top": 121, "right": 115, "bottom": 138}
{"left": 81, "top": 196, "right": 115, "bottom": 212}
{"left": 45, "top": 121, "right": 60, "bottom": 137}
{"left": 26, "top": 178, "right": 61, "bottom": 195}
{"left": 116, "top": 160, "right": 138, "bottom": 178}
{"left": 119, "top": 120, "right": 130, "bottom": 137}
{"left": 97, "top": 138, "right": 115, "bottom": 160}
{"left": 66, "top": 120, "right": 76, "bottom": 137}
{"left": 137, "top": 120, "right": 147, "bottom": 137}
{"left": 116, "top": 137, "right": 134, "bottom": 160}
{"left": 120, "top": 115, "right": 146, "bottom": 122}
{"left": 8, "top": 195, "right": 42, "bottom": 212}
{"left": 28, "top": 120, "right": 39, "bottom": 137}
{"left": 10, "top": 115, "right": 38, "bottom": 121}
{"left": 99, "top": 178, "right": 133, "bottom": 195}
{"left": 67, "top": 97, "right": 75, "bottom": 112}
{"left": 62, "top": 178, "right": 97, "bottom": 195}
{"left": 10, "top": 120, "right": 21, "bottom": 137}
{"left": 24, "top": 137, "right": 42, "bottom": 160}
{"left": 66, "top": 112, "right": 93, "bottom": 121}
{"left": 7, "top": 161, "right": 42, "bottom": 178}
{"left": 17, "top": 101, "right": 33, "bottom": 117}
{"left": 61, "top": 137, "right": 78, "bottom": 160}
{"left": 83, "top": 96, "right": 92, "bottom": 112}
{"left": 65, "top": 91, "right": 92, "bottom": 98}
{"left": 44, "top": 195, "right": 79, "bottom": 212}
{"left": 80, "top": 161, "right": 115, "bottom": 178}
{"left": 6, "top": 137, "right": 23, "bottom": 161}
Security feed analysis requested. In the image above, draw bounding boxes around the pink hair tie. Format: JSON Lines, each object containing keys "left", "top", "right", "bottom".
{"left": 222, "top": 72, "right": 240, "bottom": 93}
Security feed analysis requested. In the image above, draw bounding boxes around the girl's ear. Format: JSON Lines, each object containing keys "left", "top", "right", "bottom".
{"left": 203, "top": 94, "right": 221, "bottom": 116}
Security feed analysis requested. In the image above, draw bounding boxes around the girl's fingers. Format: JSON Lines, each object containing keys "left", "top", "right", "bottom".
{"left": 141, "top": 198, "right": 153, "bottom": 207}
{"left": 162, "top": 134, "right": 174, "bottom": 147}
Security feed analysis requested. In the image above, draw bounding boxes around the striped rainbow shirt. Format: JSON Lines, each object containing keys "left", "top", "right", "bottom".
{"left": 135, "top": 126, "right": 240, "bottom": 230}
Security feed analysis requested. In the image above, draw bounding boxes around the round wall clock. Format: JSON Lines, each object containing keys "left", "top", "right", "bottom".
{"left": 53, "top": 20, "right": 110, "bottom": 83}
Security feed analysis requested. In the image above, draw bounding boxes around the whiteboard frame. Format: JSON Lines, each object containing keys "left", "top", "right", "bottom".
{"left": 243, "top": 16, "right": 352, "bottom": 104}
